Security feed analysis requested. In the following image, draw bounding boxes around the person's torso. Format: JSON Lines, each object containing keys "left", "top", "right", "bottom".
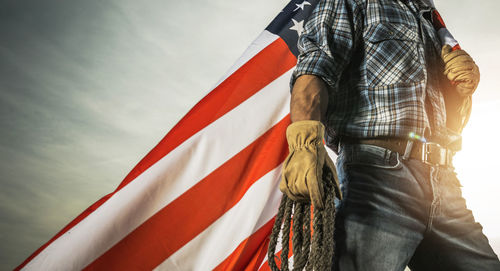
{"left": 326, "top": 0, "right": 448, "bottom": 148}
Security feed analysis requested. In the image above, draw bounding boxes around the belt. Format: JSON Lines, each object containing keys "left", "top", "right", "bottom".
{"left": 341, "top": 137, "right": 455, "bottom": 167}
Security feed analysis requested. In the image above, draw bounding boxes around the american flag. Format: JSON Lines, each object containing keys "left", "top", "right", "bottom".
{"left": 16, "top": 1, "right": 319, "bottom": 270}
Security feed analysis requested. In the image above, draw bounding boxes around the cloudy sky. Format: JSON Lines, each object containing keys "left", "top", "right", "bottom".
{"left": 0, "top": 0, "right": 499, "bottom": 269}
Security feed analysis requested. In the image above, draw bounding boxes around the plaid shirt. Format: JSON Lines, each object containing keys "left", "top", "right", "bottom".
{"left": 291, "top": 0, "right": 450, "bottom": 148}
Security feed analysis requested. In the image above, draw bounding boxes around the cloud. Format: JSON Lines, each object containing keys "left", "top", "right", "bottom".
{"left": 1, "top": 0, "right": 498, "bottom": 269}
{"left": 0, "top": 0, "right": 287, "bottom": 269}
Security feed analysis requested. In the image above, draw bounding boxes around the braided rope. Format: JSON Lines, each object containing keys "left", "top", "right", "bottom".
{"left": 268, "top": 165, "right": 337, "bottom": 270}
{"left": 292, "top": 203, "right": 304, "bottom": 270}
{"left": 268, "top": 194, "right": 289, "bottom": 271}
{"left": 280, "top": 199, "right": 293, "bottom": 270}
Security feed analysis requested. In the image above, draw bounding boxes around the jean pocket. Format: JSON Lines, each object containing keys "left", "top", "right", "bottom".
{"left": 344, "top": 144, "right": 403, "bottom": 170}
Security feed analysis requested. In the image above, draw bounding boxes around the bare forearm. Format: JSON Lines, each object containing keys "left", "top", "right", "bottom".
{"left": 290, "top": 75, "right": 329, "bottom": 122}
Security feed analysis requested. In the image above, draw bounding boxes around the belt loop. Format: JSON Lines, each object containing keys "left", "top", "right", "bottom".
{"left": 402, "top": 140, "right": 414, "bottom": 160}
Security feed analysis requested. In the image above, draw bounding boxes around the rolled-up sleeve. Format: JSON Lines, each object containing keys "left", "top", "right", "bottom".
{"left": 291, "top": 0, "right": 363, "bottom": 91}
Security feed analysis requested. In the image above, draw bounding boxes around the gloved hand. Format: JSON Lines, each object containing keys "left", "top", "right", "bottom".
{"left": 279, "top": 120, "right": 340, "bottom": 210}
{"left": 441, "top": 45, "right": 478, "bottom": 132}
{"left": 441, "top": 45, "right": 480, "bottom": 97}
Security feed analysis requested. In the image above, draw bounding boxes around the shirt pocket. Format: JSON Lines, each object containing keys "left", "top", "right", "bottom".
{"left": 364, "top": 23, "right": 424, "bottom": 87}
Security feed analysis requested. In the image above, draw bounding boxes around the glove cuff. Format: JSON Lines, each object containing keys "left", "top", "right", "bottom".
{"left": 286, "top": 120, "right": 325, "bottom": 150}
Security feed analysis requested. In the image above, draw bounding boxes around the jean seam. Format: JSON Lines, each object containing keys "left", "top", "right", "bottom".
{"left": 426, "top": 166, "right": 439, "bottom": 234}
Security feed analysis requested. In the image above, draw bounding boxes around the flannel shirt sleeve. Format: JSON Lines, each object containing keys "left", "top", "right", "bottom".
{"left": 291, "top": 0, "right": 363, "bottom": 91}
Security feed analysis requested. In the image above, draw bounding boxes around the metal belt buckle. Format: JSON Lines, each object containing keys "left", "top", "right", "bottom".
{"left": 421, "top": 142, "right": 449, "bottom": 167}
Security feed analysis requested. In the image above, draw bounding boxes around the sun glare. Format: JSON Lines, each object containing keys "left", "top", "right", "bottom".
{"left": 453, "top": 101, "right": 500, "bottom": 241}
{"left": 325, "top": 101, "right": 500, "bottom": 252}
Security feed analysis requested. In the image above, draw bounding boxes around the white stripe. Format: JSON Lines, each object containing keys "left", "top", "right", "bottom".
{"left": 23, "top": 68, "right": 294, "bottom": 271}
{"left": 214, "top": 30, "right": 279, "bottom": 87}
{"left": 154, "top": 166, "right": 284, "bottom": 271}
{"left": 437, "top": 28, "right": 459, "bottom": 48}
{"left": 288, "top": 255, "right": 295, "bottom": 270}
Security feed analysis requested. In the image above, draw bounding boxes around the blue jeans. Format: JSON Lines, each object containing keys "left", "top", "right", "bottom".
{"left": 334, "top": 143, "right": 500, "bottom": 271}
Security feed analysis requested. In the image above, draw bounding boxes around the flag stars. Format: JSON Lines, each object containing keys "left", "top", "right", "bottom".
{"left": 289, "top": 19, "right": 304, "bottom": 35}
{"left": 293, "top": 1, "right": 312, "bottom": 12}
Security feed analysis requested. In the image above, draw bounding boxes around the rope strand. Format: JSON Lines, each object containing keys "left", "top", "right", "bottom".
{"left": 280, "top": 199, "right": 293, "bottom": 270}
{"left": 292, "top": 203, "right": 305, "bottom": 270}
{"left": 268, "top": 164, "right": 337, "bottom": 270}
{"left": 268, "top": 195, "right": 289, "bottom": 271}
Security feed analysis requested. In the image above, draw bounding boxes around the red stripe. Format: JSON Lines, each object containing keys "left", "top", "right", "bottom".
{"left": 84, "top": 116, "right": 291, "bottom": 270}
{"left": 432, "top": 10, "right": 447, "bottom": 30}
{"left": 15, "top": 38, "right": 296, "bottom": 270}
{"left": 116, "top": 37, "right": 296, "bottom": 191}
{"left": 213, "top": 218, "right": 276, "bottom": 271}
{"left": 246, "top": 236, "right": 273, "bottom": 271}
{"left": 451, "top": 44, "right": 462, "bottom": 51}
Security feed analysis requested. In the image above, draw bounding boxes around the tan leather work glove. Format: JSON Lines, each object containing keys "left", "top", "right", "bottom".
{"left": 279, "top": 120, "right": 341, "bottom": 210}
{"left": 441, "top": 45, "right": 480, "bottom": 97}
{"left": 441, "top": 45, "right": 478, "bottom": 132}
